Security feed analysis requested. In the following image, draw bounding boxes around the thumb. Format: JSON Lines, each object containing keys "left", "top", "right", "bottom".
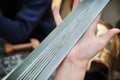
{"left": 100, "top": 28, "right": 120, "bottom": 43}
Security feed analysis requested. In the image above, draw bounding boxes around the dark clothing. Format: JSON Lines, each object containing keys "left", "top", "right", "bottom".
{"left": 0, "top": 0, "right": 55, "bottom": 44}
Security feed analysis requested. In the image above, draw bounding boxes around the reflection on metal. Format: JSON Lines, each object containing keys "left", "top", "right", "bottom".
{"left": 60, "top": 0, "right": 73, "bottom": 19}
{"left": 5, "top": 0, "right": 110, "bottom": 80}
{"left": 60, "top": 0, "right": 120, "bottom": 79}
{"left": 89, "top": 21, "right": 120, "bottom": 80}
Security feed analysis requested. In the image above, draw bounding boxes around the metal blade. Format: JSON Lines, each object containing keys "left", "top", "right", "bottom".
{"left": 5, "top": 0, "right": 110, "bottom": 80}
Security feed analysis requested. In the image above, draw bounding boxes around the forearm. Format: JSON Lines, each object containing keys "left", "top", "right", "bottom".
{"left": 54, "top": 58, "right": 88, "bottom": 80}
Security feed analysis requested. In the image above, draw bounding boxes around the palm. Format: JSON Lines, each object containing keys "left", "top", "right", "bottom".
{"left": 52, "top": 3, "right": 120, "bottom": 62}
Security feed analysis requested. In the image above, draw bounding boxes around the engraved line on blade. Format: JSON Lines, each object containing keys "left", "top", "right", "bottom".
{"left": 35, "top": 8, "right": 91, "bottom": 80}
{"left": 17, "top": 5, "right": 90, "bottom": 80}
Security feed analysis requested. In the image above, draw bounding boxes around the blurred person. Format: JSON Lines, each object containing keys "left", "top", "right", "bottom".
{"left": 0, "top": 0, "right": 55, "bottom": 44}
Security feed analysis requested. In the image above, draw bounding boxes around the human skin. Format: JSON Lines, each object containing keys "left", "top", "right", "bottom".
{"left": 52, "top": 0, "right": 120, "bottom": 80}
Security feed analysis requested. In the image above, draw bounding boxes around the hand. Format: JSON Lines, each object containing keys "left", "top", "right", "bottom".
{"left": 52, "top": 3, "right": 120, "bottom": 63}
{"left": 52, "top": 0, "right": 80, "bottom": 25}
{"left": 72, "top": 0, "right": 80, "bottom": 9}
{"left": 52, "top": 1, "right": 120, "bottom": 80}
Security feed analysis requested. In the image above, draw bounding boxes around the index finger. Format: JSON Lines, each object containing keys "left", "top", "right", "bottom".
{"left": 72, "top": 0, "right": 80, "bottom": 9}
{"left": 52, "top": 6, "right": 62, "bottom": 26}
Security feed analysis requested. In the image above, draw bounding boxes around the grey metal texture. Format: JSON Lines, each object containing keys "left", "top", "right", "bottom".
{"left": 5, "top": 0, "right": 110, "bottom": 80}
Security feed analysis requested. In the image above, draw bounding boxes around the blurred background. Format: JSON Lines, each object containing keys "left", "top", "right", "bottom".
{"left": 101, "top": 0, "right": 120, "bottom": 27}
{"left": 0, "top": 0, "right": 120, "bottom": 80}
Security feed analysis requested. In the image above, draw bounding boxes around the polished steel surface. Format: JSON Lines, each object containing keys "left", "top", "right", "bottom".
{"left": 5, "top": 0, "right": 110, "bottom": 80}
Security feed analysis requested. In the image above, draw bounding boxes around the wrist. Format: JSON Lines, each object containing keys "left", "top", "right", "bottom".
{"left": 63, "top": 53, "right": 89, "bottom": 65}
{"left": 63, "top": 57, "right": 89, "bottom": 69}
{"left": 54, "top": 58, "right": 89, "bottom": 80}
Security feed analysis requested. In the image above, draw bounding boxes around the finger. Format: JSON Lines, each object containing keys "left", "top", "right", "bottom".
{"left": 100, "top": 28, "right": 120, "bottom": 43}
{"left": 52, "top": 6, "right": 62, "bottom": 26}
{"left": 72, "top": 0, "right": 80, "bottom": 9}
